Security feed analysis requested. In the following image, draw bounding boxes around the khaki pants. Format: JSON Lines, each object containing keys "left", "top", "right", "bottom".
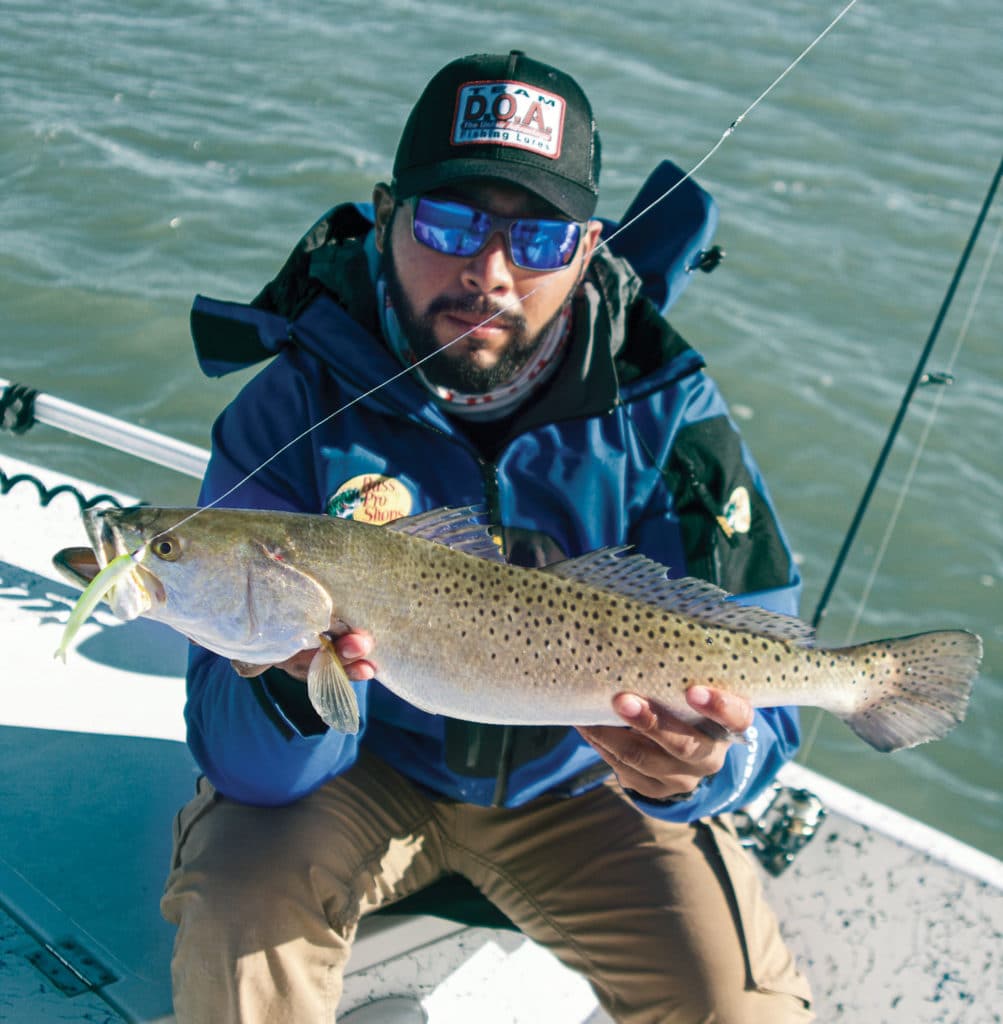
{"left": 161, "top": 751, "right": 812, "bottom": 1023}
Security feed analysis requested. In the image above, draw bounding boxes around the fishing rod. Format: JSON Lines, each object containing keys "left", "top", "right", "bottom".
{"left": 0, "top": 375, "right": 209, "bottom": 479}
{"left": 810, "top": 154, "right": 1003, "bottom": 631}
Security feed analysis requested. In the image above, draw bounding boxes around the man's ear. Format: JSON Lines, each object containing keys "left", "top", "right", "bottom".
{"left": 579, "top": 219, "right": 604, "bottom": 268}
{"left": 572, "top": 219, "right": 604, "bottom": 290}
{"left": 372, "top": 183, "right": 395, "bottom": 253}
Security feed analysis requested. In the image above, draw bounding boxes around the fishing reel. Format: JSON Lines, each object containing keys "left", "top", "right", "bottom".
{"left": 734, "top": 783, "right": 827, "bottom": 877}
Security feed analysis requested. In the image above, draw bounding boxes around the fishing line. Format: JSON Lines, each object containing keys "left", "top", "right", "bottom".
{"left": 844, "top": 211, "right": 1003, "bottom": 645}
{"left": 810, "top": 153, "right": 1003, "bottom": 633}
{"left": 119, "top": 2, "right": 864, "bottom": 559}
{"left": 598, "top": 0, "right": 861, "bottom": 258}
{"left": 84, "top": 0, "right": 870, "bottom": 564}
{"left": 158, "top": 0, "right": 862, "bottom": 541}
{"left": 798, "top": 157, "right": 1003, "bottom": 766}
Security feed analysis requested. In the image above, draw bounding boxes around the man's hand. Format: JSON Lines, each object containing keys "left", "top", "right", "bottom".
{"left": 577, "top": 686, "right": 753, "bottom": 802}
{"left": 230, "top": 624, "right": 377, "bottom": 683}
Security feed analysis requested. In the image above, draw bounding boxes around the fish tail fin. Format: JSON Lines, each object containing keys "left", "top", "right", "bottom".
{"left": 838, "top": 630, "right": 981, "bottom": 752}
{"left": 307, "top": 635, "right": 361, "bottom": 734}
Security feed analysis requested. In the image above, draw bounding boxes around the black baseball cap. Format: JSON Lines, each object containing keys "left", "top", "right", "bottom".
{"left": 392, "top": 50, "right": 601, "bottom": 222}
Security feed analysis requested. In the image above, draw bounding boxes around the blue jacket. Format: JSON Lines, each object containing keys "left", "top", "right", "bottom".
{"left": 185, "top": 165, "right": 803, "bottom": 820}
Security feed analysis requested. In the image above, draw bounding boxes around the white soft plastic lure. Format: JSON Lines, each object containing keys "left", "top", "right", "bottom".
{"left": 54, "top": 549, "right": 145, "bottom": 662}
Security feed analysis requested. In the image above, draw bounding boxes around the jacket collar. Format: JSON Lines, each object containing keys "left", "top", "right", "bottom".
{"left": 194, "top": 202, "right": 705, "bottom": 432}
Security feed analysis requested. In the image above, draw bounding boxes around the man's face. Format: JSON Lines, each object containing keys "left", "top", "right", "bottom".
{"left": 373, "top": 180, "right": 602, "bottom": 394}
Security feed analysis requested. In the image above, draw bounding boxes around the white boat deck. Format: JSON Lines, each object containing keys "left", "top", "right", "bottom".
{"left": 0, "top": 452, "right": 1000, "bottom": 1023}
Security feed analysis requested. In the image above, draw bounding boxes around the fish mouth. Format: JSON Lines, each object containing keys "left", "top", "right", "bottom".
{"left": 52, "top": 508, "right": 166, "bottom": 616}
{"left": 53, "top": 543, "right": 166, "bottom": 603}
{"left": 52, "top": 546, "right": 102, "bottom": 589}
{"left": 82, "top": 506, "right": 122, "bottom": 569}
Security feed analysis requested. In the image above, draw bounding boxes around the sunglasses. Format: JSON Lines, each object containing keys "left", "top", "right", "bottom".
{"left": 409, "top": 196, "right": 583, "bottom": 272}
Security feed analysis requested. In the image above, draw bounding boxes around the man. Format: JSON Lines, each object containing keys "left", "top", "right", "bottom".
{"left": 162, "top": 51, "right": 814, "bottom": 1023}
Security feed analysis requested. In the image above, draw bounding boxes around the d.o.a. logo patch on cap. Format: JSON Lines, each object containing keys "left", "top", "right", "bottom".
{"left": 452, "top": 80, "right": 565, "bottom": 159}
{"left": 327, "top": 474, "right": 413, "bottom": 525}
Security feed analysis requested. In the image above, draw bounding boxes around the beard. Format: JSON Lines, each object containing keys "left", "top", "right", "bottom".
{"left": 382, "top": 233, "right": 561, "bottom": 395}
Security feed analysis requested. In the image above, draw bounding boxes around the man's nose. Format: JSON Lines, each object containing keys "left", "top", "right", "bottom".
{"left": 460, "top": 232, "right": 515, "bottom": 294}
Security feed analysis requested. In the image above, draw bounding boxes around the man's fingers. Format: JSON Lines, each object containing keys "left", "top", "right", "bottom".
{"left": 234, "top": 629, "right": 377, "bottom": 684}
{"left": 330, "top": 629, "right": 376, "bottom": 680}
{"left": 576, "top": 687, "right": 753, "bottom": 803}
{"left": 332, "top": 629, "right": 373, "bottom": 663}
{"left": 578, "top": 727, "right": 700, "bottom": 800}
{"left": 610, "top": 688, "right": 754, "bottom": 745}
{"left": 581, "top": 724, "right": 660, "bottom": 776}
{"left": 344, "top": 660, "right": 376, "bottom": 682}
{"left": 612, "top": 693, "right": 721, "bottom": 764}
{"left": 686, "top": 685, "right": 754, "bottom": 734}
{"left": 611, "top": 693, "right": 658, "bottom": 729}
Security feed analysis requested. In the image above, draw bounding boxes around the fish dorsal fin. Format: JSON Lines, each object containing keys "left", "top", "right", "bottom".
{"left": 543, "top": 549, "right": 815, "bottom": 645}
{"left": 386, "top": 505, "right": 505, "bottom": 563}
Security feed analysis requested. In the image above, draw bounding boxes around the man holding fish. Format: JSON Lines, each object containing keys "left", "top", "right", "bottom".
{"left": 161, "top": 50, "right": 817, "bottom": 1023}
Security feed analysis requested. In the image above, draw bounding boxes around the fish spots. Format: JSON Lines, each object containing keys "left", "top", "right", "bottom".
{"left": 398, "top": 541, "right": 954, "bottom": 731}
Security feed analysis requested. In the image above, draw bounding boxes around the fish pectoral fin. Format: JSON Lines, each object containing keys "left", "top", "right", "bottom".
{"left": 307, "top": 635, "right": 360, "bottom": 735}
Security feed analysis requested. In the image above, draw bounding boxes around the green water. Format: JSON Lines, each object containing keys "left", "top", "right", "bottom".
{"left": 1, "top": 0, "right": 1000, "bottom": 855}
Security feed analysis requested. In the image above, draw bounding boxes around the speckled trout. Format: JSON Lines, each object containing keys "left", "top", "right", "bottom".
{"left": 53, "top": 506, "right": 981, "bottom": 752}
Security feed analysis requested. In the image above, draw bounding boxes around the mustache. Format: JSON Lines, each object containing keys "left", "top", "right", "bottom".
{"left": 425, "top": 294, "right": 525, "bottom": 331}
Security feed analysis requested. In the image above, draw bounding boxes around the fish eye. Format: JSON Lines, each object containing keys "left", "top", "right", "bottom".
{"left": 152, "top": 536, "right": 181, "bottom": 561}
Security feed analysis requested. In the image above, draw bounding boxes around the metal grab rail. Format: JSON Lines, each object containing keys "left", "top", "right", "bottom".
{"left": 0, "top": 376, "right": 210, "bottom": 480}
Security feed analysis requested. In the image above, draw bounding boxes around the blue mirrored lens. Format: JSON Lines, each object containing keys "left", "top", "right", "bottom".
{"left": 412, "top": 198, "right": 580, "bottom": 271}
{"left": 510, "top": 220, "right": 581, "bottom": 269}
{"left": 413, "top": 199, "right": 487, "bottom": 257}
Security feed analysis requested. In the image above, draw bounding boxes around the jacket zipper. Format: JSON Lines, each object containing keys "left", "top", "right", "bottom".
{"left": 413, "top": 420, "right": 515, "bottom": 806}
{"left": 475, "top": 457, "right": 518, "bottom": 806}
